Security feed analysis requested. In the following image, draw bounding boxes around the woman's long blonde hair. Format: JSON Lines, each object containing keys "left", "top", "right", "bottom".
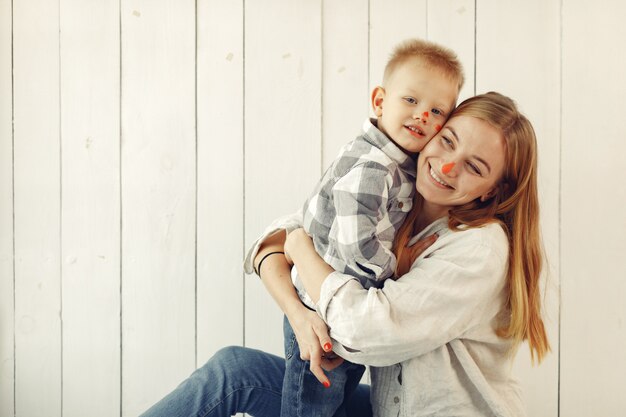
{"left": 393, "top": 91, "right": 550, "bottom": 364}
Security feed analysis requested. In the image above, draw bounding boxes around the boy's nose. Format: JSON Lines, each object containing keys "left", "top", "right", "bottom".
{"left": 415, "top": 111, "right": 429, "bottom": 123}
{"left": 442, "top": 162, "right": 455, "bottom": 175}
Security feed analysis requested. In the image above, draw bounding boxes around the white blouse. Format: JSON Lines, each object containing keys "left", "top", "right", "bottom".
{"left": 244, "top": 212, "right": 528, "bottom": 417}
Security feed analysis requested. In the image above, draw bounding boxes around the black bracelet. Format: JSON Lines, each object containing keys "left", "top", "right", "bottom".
{"left": 254, "top": 251, "right": 285, "bottom": 278}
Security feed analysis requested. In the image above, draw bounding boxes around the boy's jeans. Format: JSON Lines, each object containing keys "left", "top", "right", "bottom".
{"left": 281, "top": 316, "right": 366, "bottom": 417}
{"left": 139, "top": 345, "right": 372, "bottom": 417}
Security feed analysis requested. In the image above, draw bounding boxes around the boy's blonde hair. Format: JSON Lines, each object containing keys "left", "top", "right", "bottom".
{"left": 383, "top": 38, "right": 465, "bottom": 91}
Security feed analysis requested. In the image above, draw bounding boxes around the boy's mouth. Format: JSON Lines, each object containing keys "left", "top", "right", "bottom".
{"left": 405, "top": 124, "right": 426, "bottom": 139}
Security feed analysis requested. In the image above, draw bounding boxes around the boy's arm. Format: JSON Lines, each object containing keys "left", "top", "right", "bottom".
{"left": 329, "top": 161, "right": 402, "bottom": 280}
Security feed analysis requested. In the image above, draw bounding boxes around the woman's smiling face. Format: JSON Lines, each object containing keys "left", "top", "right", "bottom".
{"left": 416, "top": 115, "right": 507, "bottom": 211}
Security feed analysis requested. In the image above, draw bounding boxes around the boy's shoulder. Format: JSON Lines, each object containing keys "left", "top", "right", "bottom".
{"left": 334, "top": 134, "right": 400, "bottom": 172}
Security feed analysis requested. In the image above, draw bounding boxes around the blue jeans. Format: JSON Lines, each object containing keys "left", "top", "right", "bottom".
{"left": 139, "top": 346, "right": 372, "bottom": 417}
{"left": 282, "top": 316, "right": 366, "bottom": 417}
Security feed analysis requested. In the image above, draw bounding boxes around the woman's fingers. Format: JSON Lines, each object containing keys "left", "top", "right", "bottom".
{"left": 290, "top": 308, "right": 337, "bottom": 387}
{"left": 312, "top": 321, "right": 333, "bottom": 353}
{"left": 308, "top": 345, "right": 331, "bottom": 387}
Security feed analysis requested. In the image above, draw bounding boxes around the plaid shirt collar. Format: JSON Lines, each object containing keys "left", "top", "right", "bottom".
{"left": 362, "top": 118, "right": 417, "bottom": 180}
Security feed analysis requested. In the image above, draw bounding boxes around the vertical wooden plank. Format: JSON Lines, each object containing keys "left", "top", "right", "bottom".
{"left": 0, "top": 0, "right": 14, "bottom": 415}
{"left": 13, "top": 0, "right": 62, "bottom": 416}
{"left": 427, "top": 0, "right": 475, "bottom": 101}
{"left": 244, "top": 0, "right": 322, "bottom": 355}
{"left": 121, "top": 1, "right": 196, "bottom": 415}
{"left": 60, "top": 0, "right": 121, "bottom": 416}
{"left": 561, "top": 1, "right": 626, "bottom": 415}
{"left": 476, "top": 1, "right": 560, "bottom": 416}
{"left": 196, "top": 0, "right": 244, "bottom": 361}
{"left": 322, "top": 0, "right": 369, "bottom": 168}
{"left": 369, "top": 0, "right": 427, "bottom": 91}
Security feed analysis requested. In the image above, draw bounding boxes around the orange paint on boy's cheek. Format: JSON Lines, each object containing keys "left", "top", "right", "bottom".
{"left": 435, "top": 124, "right": 442, "bottom": 132}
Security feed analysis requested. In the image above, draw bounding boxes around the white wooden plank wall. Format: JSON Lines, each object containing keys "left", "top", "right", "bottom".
{"left": 2, "top": 1, "right": 625, "bottom": 416}
{"left": 0, "top": 0, "right": 14, "bottom": 415}
{"left": 196, "top": 0, "right": 244, "bottom": 367}
{"left": 120, "top": 1, "right": 196, "bottom": 415}
{"left": 60, "top": 0, "right": 121, "bottom": 415}
{"left": 561, "top": 1, "right": 626, "bottom": 415}
{"left": 13, "top": 1, "right": 62, "bottom": 416}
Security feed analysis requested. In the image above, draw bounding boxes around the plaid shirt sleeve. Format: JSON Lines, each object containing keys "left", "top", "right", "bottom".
{"left": 328, "top": 160, "right": 396, "bottom": 281}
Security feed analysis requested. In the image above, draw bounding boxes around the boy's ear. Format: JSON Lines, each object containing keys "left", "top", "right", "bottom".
{"left": 371, "top": 86, "right": 385, "bottom": 117}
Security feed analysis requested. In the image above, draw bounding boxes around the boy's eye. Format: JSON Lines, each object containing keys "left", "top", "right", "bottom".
{"left": 431, "top": 108, "right": 443, "bottom": 116}
{"left": 404, "top": 97, "right": 417, "bottom": 104}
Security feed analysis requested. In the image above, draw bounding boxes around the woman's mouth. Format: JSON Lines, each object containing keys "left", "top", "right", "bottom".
{"left": 429, "top": 165, "right": 454, "bottom": 189}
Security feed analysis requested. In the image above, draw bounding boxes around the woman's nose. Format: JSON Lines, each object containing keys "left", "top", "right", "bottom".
{"left": 442, "top": 162, "right": 456, "bottom": 175}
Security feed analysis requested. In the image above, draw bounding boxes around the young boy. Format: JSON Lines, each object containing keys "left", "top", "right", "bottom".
{"left": 281, "top": 38, "right": 464, "bottom": 417}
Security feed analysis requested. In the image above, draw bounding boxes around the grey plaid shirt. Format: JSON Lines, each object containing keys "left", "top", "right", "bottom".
{"left": 293, "top": 119, "right": 416, "bottom": 308}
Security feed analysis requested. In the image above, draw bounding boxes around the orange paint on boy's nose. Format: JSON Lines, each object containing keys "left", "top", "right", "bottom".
{"left": 442, "top": 162, "right": 455, "bottom": 174}
{"left": 435, "top": 124, "right": 442, "bottom": 132}
{"left": 422, "top": 112, "right": 429, "bottom": 118}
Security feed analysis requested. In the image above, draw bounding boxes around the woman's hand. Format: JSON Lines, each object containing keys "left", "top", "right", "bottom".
{"left": 287, "top": 305, "right": 344, "bottom": 387}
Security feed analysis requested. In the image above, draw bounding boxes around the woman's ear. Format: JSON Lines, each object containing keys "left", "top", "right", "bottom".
{"left": 480, "top": 186, "right": 499, "bottom": 202}
{"left": 371, "top": 86, "right": 385, "bottom": 117}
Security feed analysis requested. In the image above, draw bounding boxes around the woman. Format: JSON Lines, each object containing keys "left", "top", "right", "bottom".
{"left": 140, "top": 92, "right": 550, "bottom": 417}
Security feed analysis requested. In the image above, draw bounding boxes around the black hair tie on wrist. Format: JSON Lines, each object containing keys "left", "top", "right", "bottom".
{"left": 255, "top": 251, "right": 285, "bottom": 278}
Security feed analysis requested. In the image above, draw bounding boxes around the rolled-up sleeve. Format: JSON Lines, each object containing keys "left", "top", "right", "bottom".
{"left": 317, "top": 223, "right": 510, "bottom": 367}
{"left": 243, "top": 210, "right": 303, "bottom": 275}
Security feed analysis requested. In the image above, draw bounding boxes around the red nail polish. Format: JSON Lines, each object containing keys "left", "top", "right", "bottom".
{"left": 323, "top": 343, "right": 332, "bottom": 351}
{"left": 323, "top": 381, "right": 330, "bottom": 388}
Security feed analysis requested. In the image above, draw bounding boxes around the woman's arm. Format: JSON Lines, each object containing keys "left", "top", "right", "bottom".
{"left": 289, "top": 223, "right": 511, "bottom": 367}
{"left": 283, "top": 228, "right": 334, "bottom": 303}
{"left": 285, "top": 228, "right": 437, "bottom": 303}
{"left": 253, "top": 229, "right": 343, "bottom": 386}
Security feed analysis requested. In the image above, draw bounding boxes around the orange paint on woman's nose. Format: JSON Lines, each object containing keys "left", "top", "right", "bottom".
{"left": 442, "top": 162, "right": 455, "bottom": 174}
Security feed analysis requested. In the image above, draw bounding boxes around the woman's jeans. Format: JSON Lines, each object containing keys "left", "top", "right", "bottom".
{"left": 281, "top": 316, "right": 366, "bottom": 417}
{"left": 139, "top": 345, "right": 372, "bottom": 417}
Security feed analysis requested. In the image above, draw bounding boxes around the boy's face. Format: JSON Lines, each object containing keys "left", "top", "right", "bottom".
{"left": 372, "top": 58, "right": 458, "bottom": 156}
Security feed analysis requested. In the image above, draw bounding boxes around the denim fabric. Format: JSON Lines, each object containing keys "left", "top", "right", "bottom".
{"left": 139, "top": 345, "right": 372, "bottom": 417}
{"left": 281, "top": 316, "right": 366, "bottom": 417}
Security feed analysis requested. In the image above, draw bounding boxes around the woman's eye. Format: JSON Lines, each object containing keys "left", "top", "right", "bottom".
{"left": 404, "top": 97, "right": 417, "bottom": 104}
{"left": 467, "top": 162, "right": 482, "bottom": 175}
{"left": 442, "top": 136, "right": 453, "bottom": 147}
{"left": 431, "top": 108, "right": 443, "bottom": 116}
